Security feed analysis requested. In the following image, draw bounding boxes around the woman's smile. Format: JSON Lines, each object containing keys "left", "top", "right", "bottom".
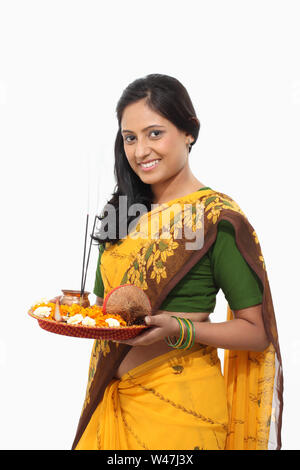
{"left": 139, "top": 159, "right": 160, "bottom": 171}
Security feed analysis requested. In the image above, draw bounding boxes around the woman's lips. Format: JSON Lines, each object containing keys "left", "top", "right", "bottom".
{"left": 139, "top": 160, "right": 160, "bottom": 172}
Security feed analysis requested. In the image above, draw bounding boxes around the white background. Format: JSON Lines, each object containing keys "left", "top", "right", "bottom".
{"left": 0, "top": 0, "right": 299, "bottom": 450}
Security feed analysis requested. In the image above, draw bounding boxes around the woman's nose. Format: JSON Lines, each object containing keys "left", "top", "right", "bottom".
{"left": 134, "top": 138, "right": 151, "bottom": 159}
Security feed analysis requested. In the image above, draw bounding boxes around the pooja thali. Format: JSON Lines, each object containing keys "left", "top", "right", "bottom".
{"left": 28, "top": 284, "right": 152, "bottom": 341}
{"left": 28, "top": 309, "right": 149, "bottom": 340}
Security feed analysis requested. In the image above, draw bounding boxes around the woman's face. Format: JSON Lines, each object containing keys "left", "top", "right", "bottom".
{"left": 120, "top": 98, "right": 193, "bottom": 185}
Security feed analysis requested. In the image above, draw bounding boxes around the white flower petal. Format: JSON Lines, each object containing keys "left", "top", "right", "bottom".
{"left": 33, "top": 306, "right": 52, "bottom": 318}
{"left": 81, "top": 316, "right": 96, "bottom": 327}
{"left": 105, "top": 318, "right": 120, "bottom": 327}
{"left": 67, "top": 314, "right": 84, "bottom": 325}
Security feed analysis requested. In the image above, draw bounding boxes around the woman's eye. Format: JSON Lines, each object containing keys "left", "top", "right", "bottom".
{"left": 150, "top": 130, "right": 162, "bottom": 137}
{"left": 124, "top": 135, "right": 135, "bottom": 143}
{"left": 124, "top": 130, "right": 162, "bottom": 144}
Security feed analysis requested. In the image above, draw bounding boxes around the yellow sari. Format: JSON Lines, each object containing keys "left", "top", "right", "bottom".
{"left": 76, "top": 343, "right": 229, "bottom": 450}
{"left": 72, "top": 188, "right": 283, "bottom": 450}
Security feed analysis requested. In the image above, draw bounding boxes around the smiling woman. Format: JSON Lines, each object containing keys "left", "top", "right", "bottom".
{"left": 72, "top": 74, "right": 283, "bottom": 451}
{"left": 120, "top": 97, "right": 200, "bottom": 205}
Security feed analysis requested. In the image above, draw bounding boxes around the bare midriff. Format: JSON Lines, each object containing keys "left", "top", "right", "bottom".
{"left": 95, "top": 298, "right": 211, "bottom": 379}
{"left": 114, "top": 310, "right": 211, "bottom": 379}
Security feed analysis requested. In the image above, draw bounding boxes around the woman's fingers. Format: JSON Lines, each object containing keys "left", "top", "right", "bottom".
{"left": 112, "top": 325, "right": 164, "bottom": 347}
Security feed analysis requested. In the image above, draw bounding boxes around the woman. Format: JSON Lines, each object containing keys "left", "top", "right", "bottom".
{"left": 73, "top": 74, "right": 283, "bottom": 450}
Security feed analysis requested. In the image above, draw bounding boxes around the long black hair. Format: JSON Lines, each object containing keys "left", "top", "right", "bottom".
{"left": 93, "top": 73, "right": 200, "bottom": 247}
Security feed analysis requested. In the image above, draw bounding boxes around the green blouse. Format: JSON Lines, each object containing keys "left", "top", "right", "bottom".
{"left": 93, "top": 187, "right": 263, "bottom": 313}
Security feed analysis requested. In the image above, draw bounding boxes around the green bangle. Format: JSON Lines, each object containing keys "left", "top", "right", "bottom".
{"left": 181, "top": 319, "right": 195, "bottom": 350}
{"left": 164, "top": 316, "right": 196, "bottom": 351}
{"left": 189, "top": 319, "right": 196, "bottom": 349}
{"left": 176, "top": 318, "right": 191, "bottom": 349}
{"left": 164, "top": 316, "right": 185, "bottom": 348}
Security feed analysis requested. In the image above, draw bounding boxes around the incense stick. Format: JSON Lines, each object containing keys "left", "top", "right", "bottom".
{"left": 81, "top": 215, "right": 97, "bottom": 296}
{"left": 80, "top": 213, "right": 89, "bottom": 297}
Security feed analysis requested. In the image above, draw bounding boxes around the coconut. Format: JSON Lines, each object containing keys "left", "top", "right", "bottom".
{"left": 102, "top": 284, "right": 152, "bottom": 326}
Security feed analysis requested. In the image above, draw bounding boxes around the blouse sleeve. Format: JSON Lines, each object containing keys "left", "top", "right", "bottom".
{"left": 93, "top": 244, "right": 105, "bottom": 298}
{"left": 209, "top": 219, "right": 263, "bottom": 310}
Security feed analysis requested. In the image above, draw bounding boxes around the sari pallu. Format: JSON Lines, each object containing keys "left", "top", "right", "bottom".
{"left": 72, "top": 188, "right": 283, "bottom": 450}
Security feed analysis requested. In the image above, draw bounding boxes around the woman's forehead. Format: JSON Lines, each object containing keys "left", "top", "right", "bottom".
{"left": 121, "top": 100, "right": 168, "bottom": 131}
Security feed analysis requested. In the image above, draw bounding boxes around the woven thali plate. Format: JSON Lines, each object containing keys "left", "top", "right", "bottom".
{"left": 28, "top": 309, "right": 150, "bottom": 340}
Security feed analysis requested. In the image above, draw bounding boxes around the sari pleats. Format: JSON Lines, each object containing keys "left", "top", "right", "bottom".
{"left": 76, "top": 344, "right": 229, "bottom": 450}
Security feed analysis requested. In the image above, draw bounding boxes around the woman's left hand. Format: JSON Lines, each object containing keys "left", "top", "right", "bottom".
{"left": 113, "top": 312, "right": 179, "bottom": 346}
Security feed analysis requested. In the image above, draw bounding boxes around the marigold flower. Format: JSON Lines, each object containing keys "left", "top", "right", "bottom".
{"left": 31, "top": 302, "right": 128, "bottom": 327}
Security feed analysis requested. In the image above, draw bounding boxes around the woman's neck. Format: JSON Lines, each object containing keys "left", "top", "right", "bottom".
{"left": 151, "top": 160, "right": 206, "bottom": 205}
{"left": 152, "top": 176, "right": 206, "bottom": 205}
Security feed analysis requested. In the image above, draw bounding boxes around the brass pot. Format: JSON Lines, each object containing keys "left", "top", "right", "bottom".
{"left": 61, "top": 290, "right": 90, "bottom": 308}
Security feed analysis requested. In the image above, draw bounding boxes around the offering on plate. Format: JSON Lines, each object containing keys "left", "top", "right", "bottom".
{"left": 27, "top": 169, "right": 154, "bottom": 341}
{"left": 28, "top": 213, "right": 151, "bottom": 339}
{"left": 30, "top": 298, "right": 127, "bottom": 328}
{"left": 29, "top": 284, "right": 152, "bottom": 328}
{"left": 102, "top": 284, "right": 152, "bottom": 326}
{"left": 60, "top": 289, "right": 91, "bottom": 308}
